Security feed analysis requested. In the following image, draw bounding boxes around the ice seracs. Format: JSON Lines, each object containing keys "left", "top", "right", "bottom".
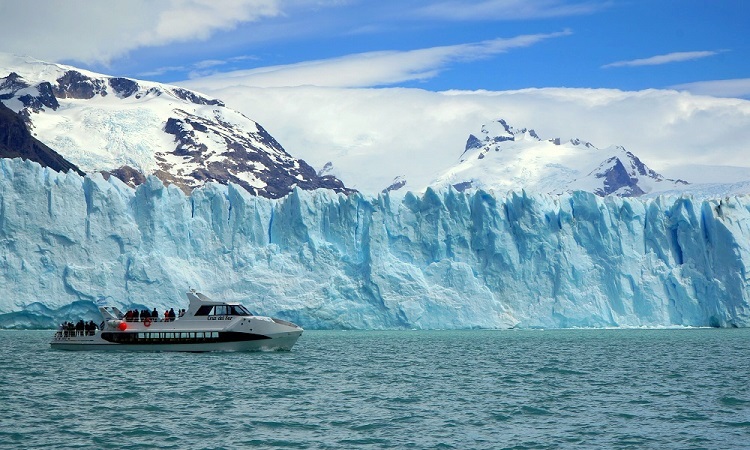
{"left": 2, "top": 158, "right": 749, "bottom": 330}
{"left": 50, "top": 290, "right": 303, "bottom": 351}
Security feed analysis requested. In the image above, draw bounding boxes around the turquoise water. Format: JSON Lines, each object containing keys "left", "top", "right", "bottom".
{"left": 1, "top": 329, "right": 749, "bottom": 449}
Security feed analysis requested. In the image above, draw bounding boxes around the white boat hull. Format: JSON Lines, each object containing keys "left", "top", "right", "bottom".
{"left": 50, "top": 331, "right": 302, "bottom": 352}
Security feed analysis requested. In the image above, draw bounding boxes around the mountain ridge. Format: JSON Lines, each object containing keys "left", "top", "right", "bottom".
{"left": 428, "top": 119, "right": 689, "bottom": 197}
{"left": 0, "top": 53, "right": 349, "bottom": 199}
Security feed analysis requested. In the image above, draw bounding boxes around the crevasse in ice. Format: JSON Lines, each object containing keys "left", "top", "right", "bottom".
{"left": 1, "top": 158, "right": 748, "bottom": 329}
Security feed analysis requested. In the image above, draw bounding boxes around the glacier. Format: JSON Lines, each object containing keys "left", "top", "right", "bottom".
{"left": 1, "top": 157, "right": 749, "bottom": 329}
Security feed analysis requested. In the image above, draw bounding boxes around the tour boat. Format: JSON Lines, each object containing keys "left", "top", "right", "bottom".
{"left": 50, "top": 290, "right": 303, "bottom": 351}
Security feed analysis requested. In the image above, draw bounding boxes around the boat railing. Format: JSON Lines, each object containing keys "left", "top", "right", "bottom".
{"left": 54, "top": 330, "right": 98, "bottom": 339}
{"left": 123, "top": 317, "right": 180, "bottom": 323}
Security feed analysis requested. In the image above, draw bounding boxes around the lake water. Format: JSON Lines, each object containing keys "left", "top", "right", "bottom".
{"left": 1, "top": 328, "right": 749, "bottom": 449}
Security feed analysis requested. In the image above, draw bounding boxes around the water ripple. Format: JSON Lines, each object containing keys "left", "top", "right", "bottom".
{"left": 1, "top": 328, "right": 749, "bottom": 449}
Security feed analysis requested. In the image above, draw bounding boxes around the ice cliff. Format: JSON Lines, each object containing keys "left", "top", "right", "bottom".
{"left": 1, "top": 157, "right": 749, "bottom": 329}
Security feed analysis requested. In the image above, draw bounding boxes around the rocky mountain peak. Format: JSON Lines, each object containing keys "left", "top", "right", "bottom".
{"left": 434, "top": 118, "right": 690, "bottom": 197}
{"left": 0, "top": 57, "right": 351, "bottom": 199}
{"left": 461, "top": 119, "right": 542, "bottom": 162}
{"left": 587, "top": 149, "right": 688, "bottom": 196}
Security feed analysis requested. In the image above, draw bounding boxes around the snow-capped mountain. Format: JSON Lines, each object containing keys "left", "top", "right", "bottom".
{"left": 0, "top": 101, "right": 84, "bottom": 175}
{"left": 0, "top": 54, "right": 348, "bottom": 198}
{"left": 430, "top": 119, "right": 688, "bottom": 197}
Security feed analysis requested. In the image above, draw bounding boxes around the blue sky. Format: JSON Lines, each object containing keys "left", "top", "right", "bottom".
{"left": 1, "top": 0, "right": 748, "bottom": 97}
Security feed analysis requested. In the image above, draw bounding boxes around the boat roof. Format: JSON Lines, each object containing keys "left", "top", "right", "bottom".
{"left": 186, "top": 290, "right": 242, "bottom": 306}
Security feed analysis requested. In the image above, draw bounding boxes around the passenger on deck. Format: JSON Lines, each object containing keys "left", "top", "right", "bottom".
{"left": 168, "top": 308, "right": 176, "bottom": 321}
{"left": 151, "top": 308, "right": 159, "bottom": 319}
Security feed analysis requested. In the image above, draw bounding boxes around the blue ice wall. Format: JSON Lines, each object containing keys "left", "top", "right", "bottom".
{"left": 1, "top": 158, "right": 748, "bottom": 328}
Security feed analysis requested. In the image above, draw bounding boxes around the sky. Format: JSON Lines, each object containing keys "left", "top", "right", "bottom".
{"left": 1, "top": 0, "right": 748, "bottom": 96}
{"left": 1, "top": 0, "right": 750, "bottom": 193}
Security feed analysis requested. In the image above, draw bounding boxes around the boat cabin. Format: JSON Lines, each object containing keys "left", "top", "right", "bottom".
{"left": 194, "top": 304, "right": 253, "bottom": 317}
{"left": 184, "top": 291, "right": 254, "bottom": 318}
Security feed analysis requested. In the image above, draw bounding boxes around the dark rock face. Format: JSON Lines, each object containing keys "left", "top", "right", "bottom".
{"left": 384, "top": 176, "right": 407, "bottom": 192}
{"left": 109, "top": 78, "right": 139, "bottom": 98}
{"left": 161, "top": 111, "right": 350, "bottom": 198}
{"left": 0, "top": 102, "right": 84, "bottom": 175}
{"left": 19, "top": 82, "right": 59, "bottom": 113}
{"left": 595, "top": 157, "right": 645, "bottom": 197}
{"left": 465, "top": 134, "right": 482, "bottom": 151}
{"left": 461, "top": 119, "right": 540, "bottom": 162}
{"left": 452, "top": 181, "right": 473, "bottom": 192}
{"left": 590, "top": 150, "right": 686, "bottom": 197}
{"left": 622, "top": 150, "right": 686, "bottom": 185}
{"left": 103, "top": 165, "right": 147, "bottom": 186}
{"left": 496, "top": 119, "right": 513, "bottom": 135}
{"left": 171, "top": 87, "right": 225, "bottom": 107}
{"left": 53, "top": 70, "right": 108, "bottom": 99}
{"left": 570, "top": 138, "right": 597, "bottom": 149}
{"left": 135, "top": 87, "right": 162, "bottom": 99}
{"left": 0, "top": 72, "right": 29, "bottom": 96}
{"left": 0, "top": 74, "right": 59, "bottom": 116}
{"left": 163, "top": 117, "right": 183, "bottom": 135}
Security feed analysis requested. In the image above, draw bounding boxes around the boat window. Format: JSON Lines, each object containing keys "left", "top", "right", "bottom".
{"left": 235, "top": 305, "right": 253, "bottom": 316}
{"left": 229, "top": 305, "right": 250, "bottom": 316}
{"left": 195, "top": 305, "right": 213, "bottom": 316}
{"left": 195, "top": 304, "right": 251, "bottom": 316}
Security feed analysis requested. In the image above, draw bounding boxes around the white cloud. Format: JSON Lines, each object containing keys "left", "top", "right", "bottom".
{"left": 180, "top": 31, "right": 571, "bottom": 88}
{"left": 0, "top": 0, "right": 283, "bottom": 64}
{"left": 602, "top": 50, "right": 724, "bottom": 68}
{"left": 139, "top": 55, "right": 258, "bottom": 78}
{"left": 134, "top": 0, "right": 281, "bottom": 46}
{"left": 175, "top": 82, "right": 750, "bottom": 193}
{"left": 670, "top": 78, "right": 750, "bottom": 99}
{"left": 415, "top": 0, "right": 608, "bottom": 20}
